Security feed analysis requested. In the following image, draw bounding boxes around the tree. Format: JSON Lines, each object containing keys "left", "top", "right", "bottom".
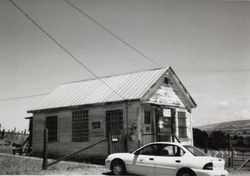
{"left": 193, "top": 128, "right": 209, "bottom": 148}
{"left": 209, "top": 131, "right": 226, "bottom": 150}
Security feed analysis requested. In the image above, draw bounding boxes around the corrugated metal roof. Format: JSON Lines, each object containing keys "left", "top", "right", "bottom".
{"left": 29, "top": 68, "right": 168, "bottom": 111}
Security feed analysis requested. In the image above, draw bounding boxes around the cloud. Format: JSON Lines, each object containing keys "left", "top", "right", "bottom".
{"left": 235, "top": 109, "right": 250, "bottom": 120}
{"left": 246, "top": 99, "right": 250, "bottom": 106}
{"left": 217, "top": 101, "right": 229, "bottom": 109}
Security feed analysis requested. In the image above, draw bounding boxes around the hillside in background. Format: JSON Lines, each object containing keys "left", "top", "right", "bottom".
{"left": 197, "top": 120, "right": 250, "bottom": 136}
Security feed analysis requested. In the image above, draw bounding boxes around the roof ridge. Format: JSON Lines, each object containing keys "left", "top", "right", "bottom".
{"left": 63, "top": 67, "right": 167, "bottom": 85}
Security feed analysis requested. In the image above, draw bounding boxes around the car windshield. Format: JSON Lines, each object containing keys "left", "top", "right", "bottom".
{"left": 183, "top": 145, "right": 207, "bottom": 156}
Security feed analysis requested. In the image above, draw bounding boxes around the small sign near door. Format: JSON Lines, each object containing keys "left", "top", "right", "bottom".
{"left": 163, "top": 109, "right": 171, "bottom": 117}
{"left": 112, "top": 136, "right": 118, "bottom": 143}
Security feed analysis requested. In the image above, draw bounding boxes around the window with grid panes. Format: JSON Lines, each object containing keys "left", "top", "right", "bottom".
{"left": 46, "top": 116, "right": 57, "bottom": 142}
{"left": 106, "top": 110, "right": 123, "bottom": 137}
{"left": 72, "top": 110, "right": 89, "bottom": 142}
{"left": 178, "top": 111, "right": 187, "bottom": 138}
{"left": 144, "top": 111, "right": 151, "bottom": 124}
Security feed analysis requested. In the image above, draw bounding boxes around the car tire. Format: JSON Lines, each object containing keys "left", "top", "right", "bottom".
{"left": 177, "top": 169, "right": 196, "bottom": 176}
{"left": 111, "top": 160, "right": 126, "bottom": 175}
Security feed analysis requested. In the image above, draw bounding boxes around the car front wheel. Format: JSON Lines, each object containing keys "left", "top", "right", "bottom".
{"left": 111, "top": 160, "right": 126, "bottom": 175}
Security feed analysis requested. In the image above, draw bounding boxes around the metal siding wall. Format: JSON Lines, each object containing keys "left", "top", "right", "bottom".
{"left": 32, "top": 102, "right": 141, "bottom": 159}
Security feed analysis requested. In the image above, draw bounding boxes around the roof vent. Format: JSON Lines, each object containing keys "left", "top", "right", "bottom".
{"left": 164, "top": 77, "right": 172, "bottom": 85}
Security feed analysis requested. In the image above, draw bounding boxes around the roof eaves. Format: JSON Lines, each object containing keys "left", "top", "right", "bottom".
{"left": 168, "top": 67, "right": 197, "bottom": 108}
{"left": 28, "top": 98, "right": 140, "bottom": 113}
{"left": 140, "top": 68, "right": 168, "bottom": 101}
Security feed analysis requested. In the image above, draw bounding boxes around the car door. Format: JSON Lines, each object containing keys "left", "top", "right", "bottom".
{"left": 127, "top": 144, "right": 156, "bottom": 176}
{"left": 154, "top": 144, "right": 185, "bottom": 176}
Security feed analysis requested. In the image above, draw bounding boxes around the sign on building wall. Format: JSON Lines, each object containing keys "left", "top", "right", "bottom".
{"left": 163, "top": 109, "right": 171, "bottom": 117}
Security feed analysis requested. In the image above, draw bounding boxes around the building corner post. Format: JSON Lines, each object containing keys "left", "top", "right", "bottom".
{"left": 42, "top": 128, "right": 48, "bottom": 170}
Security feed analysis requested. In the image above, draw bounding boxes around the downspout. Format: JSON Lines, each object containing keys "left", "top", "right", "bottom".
{"left": 125, "top": 101, "right": 129, "bottom": 152}
{"left": 171, "top": 108, "right": 176, "bottom": 142}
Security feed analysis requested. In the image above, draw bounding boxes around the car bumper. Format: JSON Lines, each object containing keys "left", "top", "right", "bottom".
{"left": 193, "top": 169, "right": 229, "bottom": 176}
{"left": 105, "top": 159, "right": 111, "bottom": 170}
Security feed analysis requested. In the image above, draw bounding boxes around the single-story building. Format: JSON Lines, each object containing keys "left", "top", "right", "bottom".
{"left": 28, "top": 67, "right": 196, "bottom": 160}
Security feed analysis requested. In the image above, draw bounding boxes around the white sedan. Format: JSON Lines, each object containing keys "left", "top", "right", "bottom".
{"left": 105, "top": 142, "right": 228, "bottom": 176}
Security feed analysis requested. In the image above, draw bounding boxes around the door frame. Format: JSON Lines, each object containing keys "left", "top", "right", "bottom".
{"left": 155, "top": 106, "right": 176, "bottom": 142}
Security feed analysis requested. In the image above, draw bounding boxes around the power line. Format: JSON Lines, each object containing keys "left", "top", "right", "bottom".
{"left": 8, "top": 0, "right": 126, "bottom": 100}
{"left": 0, "top": 93, "right": 49, "bottom": 101}
{"left": 181, "top": 69, "right": 250, "bottom": 73}
{"left": 64, "top": 0, "right": 164, "bottom": 68}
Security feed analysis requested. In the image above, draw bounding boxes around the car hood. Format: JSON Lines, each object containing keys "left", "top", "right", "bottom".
{"left": 106, "top": 153, "right": 132, "bottom": 161}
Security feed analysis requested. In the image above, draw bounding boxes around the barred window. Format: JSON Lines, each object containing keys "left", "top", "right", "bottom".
{"left": 178, "top": 111, "right": 187, "bottom": 138}
{"left": 106, "top": 110, "right": 123, "bottom": 137}
{"left": 46, "top": 116, "right": 57, "bottom": 142}
{"left": 72, "top": 110, "right": 89, "bottom": 142}
{"left": 144, "top": 111, "right": 151, "bottom": 124}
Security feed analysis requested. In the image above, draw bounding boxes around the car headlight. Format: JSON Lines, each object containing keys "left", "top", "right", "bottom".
{"left": 203, "top": 162, "right": 213, "bottom": 170}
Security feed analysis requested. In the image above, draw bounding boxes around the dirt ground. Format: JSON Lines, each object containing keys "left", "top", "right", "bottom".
{"left": 11, "top": 167, "right": 250, "bottom": 175}
{"left": 24, "top": 165, "right": 110, "bottom": 175}
{"left": 227, "top": 169, "right": 250, "bottom": 176}
{"left": 0, "top": 153, "right": 249, "bottom": 175}
{"left": 30, "top": 168, "right": 250, "bottom": 176}
{"left": 35, "top": 168, "right": 250, "bottom": 176}
{"left": 0, "top": 153, "right": 109, "bottom": 175}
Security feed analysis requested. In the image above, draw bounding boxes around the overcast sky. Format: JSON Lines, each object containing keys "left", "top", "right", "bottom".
{"left": 0, "top": 0, "right": 250, "bottom": 131}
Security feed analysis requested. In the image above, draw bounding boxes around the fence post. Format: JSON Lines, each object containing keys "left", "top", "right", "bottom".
{"left": 42, "top": 129, "right": 48, "bottom": 170}
{"left": 243, "top": 151, "right": 245, "bottom": 161}
{"left": 231, "top": 146, "right": 234, "bottom": 168}
{"left": 228, "top": 135, "right": 231, "bottom": 167}
{"left": 204, "top": 139, "right": 208, "bottom": 154}
{"left": 108, "top": 131, "right": 112, "bottom": 155}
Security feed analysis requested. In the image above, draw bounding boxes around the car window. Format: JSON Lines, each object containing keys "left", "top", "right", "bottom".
{"left": 184, "top": 145, "right": 207, "bottom": 156}
{"left": 138, "top": 145, "right": 156, "bottom": 155}
{"left": 155, "top": 144, "right": 185, "bottom": 157}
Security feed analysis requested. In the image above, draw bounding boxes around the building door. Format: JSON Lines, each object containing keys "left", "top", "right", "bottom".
{"left": 106, "top": 110, "right": 126, "bottom": 153}
{"left": 155, "top": 108, "right": 175, "bottom": 142}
